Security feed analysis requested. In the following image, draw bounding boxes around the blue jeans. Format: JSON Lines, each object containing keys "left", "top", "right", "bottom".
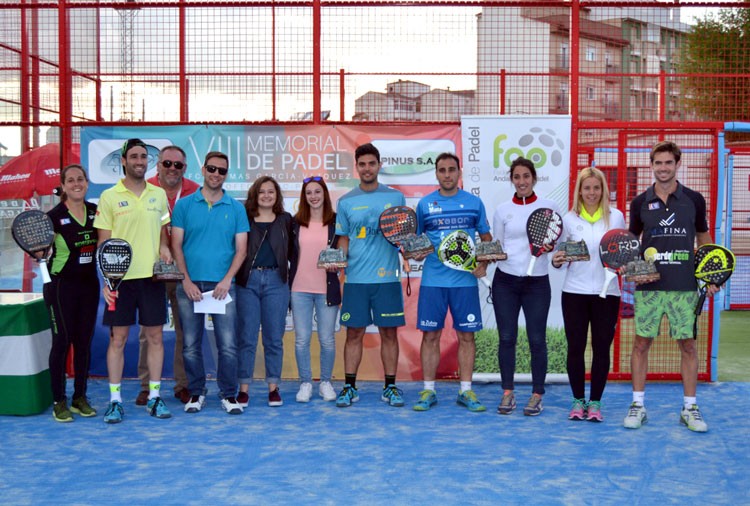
{"left": 237, "top": 269, "right": 290, "bottom": 385}
{"left": 176, "top": 281, "right": 239, "bottom": 399}
{"left": 491, "top": 271, "right": 551, "bottom": 395}
{"left": 291, "top": 291, "right": 338, "bottom": 383}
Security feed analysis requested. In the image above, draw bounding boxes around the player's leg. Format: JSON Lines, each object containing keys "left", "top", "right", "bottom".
{"left": 372, "top": 282, "right": 405, "bottom": 407}
{"left": 519, "top": 274, "right": 551, "bottom": 416}
{"left": 291, "top": 291, "right": 314, "bottom": 401}
{"left": 492, "top": 270, "right": 522, "bottom": 414}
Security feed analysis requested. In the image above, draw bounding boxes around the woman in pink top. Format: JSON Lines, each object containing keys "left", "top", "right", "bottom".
{"left": 289, "top": 177, "right": 342, "bottom": 402}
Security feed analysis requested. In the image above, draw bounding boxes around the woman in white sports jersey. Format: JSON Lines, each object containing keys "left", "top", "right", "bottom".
{"left": 492, "top": 157, "right": 558, "bottom": 417}
{"left": 552, "top": 167, "right": 625, "bottom": 422}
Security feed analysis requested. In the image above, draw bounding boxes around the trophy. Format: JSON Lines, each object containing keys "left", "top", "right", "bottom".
{"left": 558, "top": 239, "right": 590, "bottom": 262}
{"left": 621, "top": 259, "right": 661, "bottom": 283}
{"left": 400, "top": 233, "right": 435, "bottom": 260}
{"left": 317, "top": 247, "right": 348, "bottom": 269}
{"left": 475, "top": 240, "right": 507, "bottom": 262}
{"left": 152, "top": 260, "right": 185, "bottom": 281}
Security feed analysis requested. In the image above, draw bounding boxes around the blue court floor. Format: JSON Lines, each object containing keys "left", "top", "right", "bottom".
{"left": 1, "top": 380, "right": 749, "bottom": 506}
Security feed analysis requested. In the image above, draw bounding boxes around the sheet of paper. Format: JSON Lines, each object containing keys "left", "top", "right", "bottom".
{"left": 193, "top": 290, "right": 232, "bottom": 314}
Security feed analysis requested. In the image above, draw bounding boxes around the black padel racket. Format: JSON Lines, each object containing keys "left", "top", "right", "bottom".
{"left": 97, "top": 238, "right": 132, "bottom": 311}
{"left": 525, "top": 208, "right": 563, "bottom": 276}
{"left": 694, "top": 244, "right": 735, "bottom": 316}
{"left": 598, "top": 229, "right": 640, "bottom": 298}
{"left": 378, "top": 205, "right": 417, "bottom": 295}
{"left": 379, "top": 205, "right": 417, "bottom": 248}
{"left": 11, "top": 210, "right": 55, "bottom": 284}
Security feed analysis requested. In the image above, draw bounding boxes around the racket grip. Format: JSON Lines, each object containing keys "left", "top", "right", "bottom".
{"left": 108, "top": 291, "right": 117, "bottom": 312}
{"left": 39, "top": 259, "right": 51, "bottom": 284}
{"left": 526, "top": 256, "right": 537, "bottom": 276}
{"left": 599, "top": 269, "right": 616, "bottom": 298}
{"left": 694, "top": 291, "right": 707, "bottom": 316}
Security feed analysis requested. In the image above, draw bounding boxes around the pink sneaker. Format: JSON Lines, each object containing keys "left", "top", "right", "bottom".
{"left": 586, "top": 400, "right": 603, "bottom": 422}
{"left": 568, "top": 398, "right": 586, "bottom": 420}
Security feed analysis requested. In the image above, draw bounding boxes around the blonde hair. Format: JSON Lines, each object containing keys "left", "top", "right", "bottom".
{"left": 571, "top": 167, "right": 611, "bottom": 227}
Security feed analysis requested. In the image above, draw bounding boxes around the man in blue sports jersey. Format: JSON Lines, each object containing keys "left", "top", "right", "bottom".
{"left": 411, "top": 153, "right": 493, "bottom": 413}
{"left": 334, "top": 143, "right": 407, "bottom": 408}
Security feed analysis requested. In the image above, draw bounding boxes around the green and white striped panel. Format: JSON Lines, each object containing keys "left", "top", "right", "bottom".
{"left": 0, "top": 296, "right": 53, "bottom": 415}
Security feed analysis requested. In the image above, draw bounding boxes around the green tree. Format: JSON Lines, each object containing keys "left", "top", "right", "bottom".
{"left": 680, "top": 5, "right": 750, "bottom": 121}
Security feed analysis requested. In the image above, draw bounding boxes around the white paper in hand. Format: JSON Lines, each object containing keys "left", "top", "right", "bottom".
{"left": 193, "top": 290, "right": 232, "bottom": 314}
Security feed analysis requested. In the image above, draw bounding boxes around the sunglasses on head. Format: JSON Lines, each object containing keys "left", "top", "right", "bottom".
{"left": 160, "top": 160, "right": 185, "bottom": 170}
{"left": 205, "top": 165, "right": 228, "bottom": 176}
{"left": 303, "top": 176, "right": 323, "bottom": 183}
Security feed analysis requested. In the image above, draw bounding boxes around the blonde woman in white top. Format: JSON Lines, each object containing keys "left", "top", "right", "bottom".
{"left": 552, "top": 167, "right": 625, "bottom": 422}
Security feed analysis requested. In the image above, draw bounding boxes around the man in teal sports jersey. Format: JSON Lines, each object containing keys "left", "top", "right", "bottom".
{"left": 334, "top": 143, "right": 407, "bottom": 408}
{"left": 411, "top": 153, "right": 493, "bottom": 413}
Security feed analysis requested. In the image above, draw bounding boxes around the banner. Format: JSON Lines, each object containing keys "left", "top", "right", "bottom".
{"left": 81, "top": 125, "right": 462, "bottom": 380}
{"left": 461, "top": 116, "right": 571, "bottom": 375}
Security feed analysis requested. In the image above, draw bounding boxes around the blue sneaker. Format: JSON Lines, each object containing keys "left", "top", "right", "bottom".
{"left": 103, "top": 401, "right": 124, "bottom": 424}
{"left": 381, "top": 384, "right": 405, "bottom": 407}
{"left": 457, "top": 390, "right": 486, "bottom": 412}
{"left": 146, "top": 396, "right": 172, "bottom": 419}
{"left": 413, "top": 389, "right": 438, "bottom": 411}
{"left": 336, "top": 384, "right": 359, "bottom": 408}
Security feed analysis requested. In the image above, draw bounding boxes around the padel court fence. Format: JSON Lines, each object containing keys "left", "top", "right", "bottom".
{"left": 2, "top": 0, "right": 750, "bottom": 382}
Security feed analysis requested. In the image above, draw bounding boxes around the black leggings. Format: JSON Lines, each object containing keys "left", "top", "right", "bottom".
{"left": 561, "top": 292, "right": 620, "bottom": 402}
{"left": 43, "top": 276, "right": 99, "bottom": 402}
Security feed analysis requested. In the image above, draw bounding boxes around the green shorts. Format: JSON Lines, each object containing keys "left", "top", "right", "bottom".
{"left": 634, "top": 290, "right": 698, "bottom": 340}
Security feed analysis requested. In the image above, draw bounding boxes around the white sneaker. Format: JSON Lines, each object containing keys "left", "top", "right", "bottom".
{"left": 680, "top": 404, "right": 708, "bottom": 432}
{"left": 319, "top": 381, "right": 336, "bottom": 401}
{"left": 221, "top": 397, "right": 243, "bottom": 415}
{"left": 296, "top": 382, "right": 313, "bottom": 403}
{"left": 184, "top": 394, "right": 205, "bottom": 413}
{"left": 623, "top": 402, "right": 647, "bottom": 429}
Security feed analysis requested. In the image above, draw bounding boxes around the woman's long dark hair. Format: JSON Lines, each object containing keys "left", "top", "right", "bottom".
{"left": 294, "top": 177, "right": 335, "bottom": 227}
{"left": 245, "top": 175, "right": 285, "bottom": 218}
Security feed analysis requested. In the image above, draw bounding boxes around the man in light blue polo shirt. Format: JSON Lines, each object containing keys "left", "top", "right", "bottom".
{"left": 334, "top": 143, "right": 407, "bottom": 408}
{"left": 171, "top": 151, "right": 249, "bottom": 415}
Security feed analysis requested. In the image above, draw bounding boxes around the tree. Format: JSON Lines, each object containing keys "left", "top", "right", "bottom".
{"left": 679, "top": 5, "right": 750, "bottom": 122}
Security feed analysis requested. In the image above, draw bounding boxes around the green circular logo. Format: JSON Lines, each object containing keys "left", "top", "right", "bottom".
{"left": 341, "top": 312, "right": 350, "bottom": 322}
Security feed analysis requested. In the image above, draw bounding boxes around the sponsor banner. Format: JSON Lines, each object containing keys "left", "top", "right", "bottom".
{"left": 81, "top": 125, "right": 464, "bottom": 380}
{"left": 460, "top": 115, "right": 572, "bottom": 331}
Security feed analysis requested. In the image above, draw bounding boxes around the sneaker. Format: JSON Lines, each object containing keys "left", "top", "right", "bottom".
{"left": 680, "top": 404, "right": 708, "bottom": 433}
{"left": 568, "top": 398, "right": 586, "bottom": 421}
{"left": 457, "top": 390, "right": 486, "bottom": 412}
{"left": 413, "top": 389, "right": 438, "bottom": 411}
{"left": 174, "top": 388, "right": 191, "bottom": 404}
{"left": 319, "top": 381, "right": 336, "bottom": 402}
{"left": 135, "top": 390, "right": 149, "bottom": 406}
{"left": 221, "top": 397, "right": 243, "bottom": 415}
{"left": 146, "top": 396, "right": 172, "bottom": 419}
{"left": 586, "top": 400, "right": 603, "bottom": 422}
{"left": 103, "top": 401, "right": 124, "bottom": 424}
{"left": 268, "top": 388, "right": 283, "bottom": 407}
{"left": 381, "top": 384, "right": 405, "bottom": 407}
{"left": 523, "top": 395, "right": 544, "bottom": 416}
{"left": 70, "top": 396, "right": 97, "bottom": 417}
{"left": 184, "top": 394, "right": 206, "bottom": 413}
{"left": 296, "top": 382, "right": 313, "bottom": 403}
{"left": 623, "top": 402, "right": 647, "bottom": 429}
{"left": 237, "top": 391, "right": 249, "bottom": 408}
{"left": 53, "top": 399, "right": 73, "bottom": 423}
{"left": 497, "top": 392, "right": 516, "bottom": 415}
{"left": 336, "top": 384, "right": 359, "bottom": 407}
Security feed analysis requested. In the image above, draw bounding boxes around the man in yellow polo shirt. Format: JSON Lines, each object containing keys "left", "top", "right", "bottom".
{"left": 94, "top": 138, "right": 173, "bottom": 423}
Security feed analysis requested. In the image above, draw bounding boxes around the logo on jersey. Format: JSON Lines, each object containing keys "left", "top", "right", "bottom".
{"left": 427, "top": 201, "right": 442, "bottom": 214}
{"left": 643, "top": 247, "right": 690, "bottom": 264}
{"left": 118, "top": 201, "right": 129, "bottom": 208}
{"left": 659, "top": 213, "right": 676, "bottom": 227}
{"left": 60, "top": 218, "right": 70, "bottom": 225}
{"left": 648, "top": 202, "right": 660, "bottom": 210}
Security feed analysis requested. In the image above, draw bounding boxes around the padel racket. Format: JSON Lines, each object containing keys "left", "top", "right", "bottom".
{"left": 379, "top": 205, "right": 418, "bottom": 295}
{"left": 97, "top": 239, "right": 132, "bottom": 311}
{"left": 438, "top": 230, "right": 493, "bottom": 301}
{"left": 379, "top": 205, "right": 417, "bottom": 247}
{"left": 11, "top": 210, "right": 55, "bottom": 284}
{"left": 694, "top": 244, "right": 735, "bottom": 316}
{"left": 598, "top": 229, "right": 640, "bottom": 298}
{"left": 525, "top": 208, "right": 563, "bottom": 276}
